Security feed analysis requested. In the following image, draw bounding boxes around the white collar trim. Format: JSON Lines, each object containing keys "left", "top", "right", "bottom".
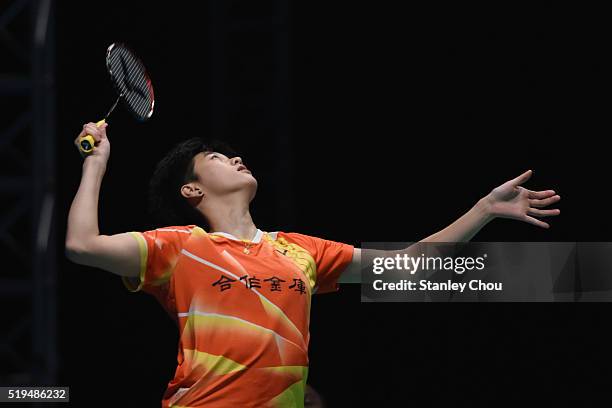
{"left": 209, "top": 229, "right": 264, "bottom": 243}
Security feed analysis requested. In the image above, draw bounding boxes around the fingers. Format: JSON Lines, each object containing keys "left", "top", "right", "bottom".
{"left": 511, "top": 169, "right": 533, "bottom": 187}
{"left": 84, "top": 122, "right": 108, "bottom": 141}
{"left": 524, "top": 215, "right": 550, "bottom": 229}
{"left": 528, "top": 208, "right": 561, "bottom": 217}
{"left": 75, "top": 122, "right": 108, "bottom": 146}
{"left": 84, "top": 125, "right": 100, "bottom": 143}
{"left": 524, "top": 204, "right": 560, "bottom": 229}
{"left": 529, "top": 194, "right": 561, "bottom": 207}
{"left": 527, "top": 189, "right": 556, "bottom": 199}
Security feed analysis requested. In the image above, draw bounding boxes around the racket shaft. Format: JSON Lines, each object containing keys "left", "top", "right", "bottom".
{"left": 105, "top": 94, "right": 122, "bottom": 120}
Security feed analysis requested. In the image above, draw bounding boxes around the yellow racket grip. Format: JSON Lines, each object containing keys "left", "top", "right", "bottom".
{"left": 78, "top": 119, "right": 106, "bottom": 157}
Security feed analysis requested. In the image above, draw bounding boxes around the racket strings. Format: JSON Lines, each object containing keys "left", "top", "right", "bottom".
{"left": 107, "top": 44, "right": 154, "bottom": 120}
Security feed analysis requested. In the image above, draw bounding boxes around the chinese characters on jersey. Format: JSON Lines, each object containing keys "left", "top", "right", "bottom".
{"left": 212, "top": 274, "right": 306, "bottom": 294}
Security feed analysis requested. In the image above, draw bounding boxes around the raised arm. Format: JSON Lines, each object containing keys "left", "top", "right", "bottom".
{"left": 341, "top": 170, "right": 561, "bottom": 278}
{"left": 65, "top": 122, "right": 140, "bottom": 278}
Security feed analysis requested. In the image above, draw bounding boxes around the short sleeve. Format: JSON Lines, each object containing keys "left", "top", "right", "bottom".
{"left": 280, "top": 232, "right": 354, "bottom": 294}
{"left": 122, "top": 225, "right": 195, "bottom": 294}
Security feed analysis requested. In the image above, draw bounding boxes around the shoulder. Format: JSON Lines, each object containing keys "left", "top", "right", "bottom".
{"left": 265, "top": 231, "right": 322, "bottom": 251}
{"left": 135, "top": 225, "right": 203, "bottom": 248}
{"left": 143, "top": 225, "right": 207, "bottom": 238}
{"left": 153, "top": 225, "right": 198, "bottom": 234}
{"left": 265, "top": 231, "right": 307, "bottom": 242}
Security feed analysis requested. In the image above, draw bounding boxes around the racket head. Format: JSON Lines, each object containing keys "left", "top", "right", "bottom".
{"left": 105, "top": 43, "right": 155, "bottom": 121}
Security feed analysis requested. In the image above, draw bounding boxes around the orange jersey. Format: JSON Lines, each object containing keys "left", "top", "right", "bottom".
{"left": 122, "top": 225, "right": 354, "bottom": 407}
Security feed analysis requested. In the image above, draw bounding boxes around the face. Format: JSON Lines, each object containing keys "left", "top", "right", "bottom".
{"left": 183, "top": 151, "right": 258, "bottom": 201}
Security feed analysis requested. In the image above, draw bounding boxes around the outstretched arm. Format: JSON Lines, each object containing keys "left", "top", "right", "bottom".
{"left": 341, "top": 170, "right": 561, "bottom": 280}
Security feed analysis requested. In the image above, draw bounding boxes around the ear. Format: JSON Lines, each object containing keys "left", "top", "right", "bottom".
{"left": 180, "top": 183, "right": 204, "bottom": 199}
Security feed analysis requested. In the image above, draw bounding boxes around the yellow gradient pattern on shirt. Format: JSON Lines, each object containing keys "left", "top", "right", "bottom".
{"left": 263, "top": 234, "right": 317, "bottom": 290}
{"left": 266, "top": 377, "right": 308, "bottom": 408}
{"left": 181, "top": 312, "right": 307, "bottom": 361}
{"left": 182, "top": 348, "right": 247, "bottom": 376}
{"left": 218, "top": 249, "right": 309, "bottom": 351}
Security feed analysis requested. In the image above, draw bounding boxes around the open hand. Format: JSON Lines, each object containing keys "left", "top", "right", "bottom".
{"left": 485, "top": 170, "right": 561, "bottom": 228}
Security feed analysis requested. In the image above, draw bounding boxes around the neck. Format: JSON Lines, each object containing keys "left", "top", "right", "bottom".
{"left": 201, "top": 195, "right": 257, "bottom": 241}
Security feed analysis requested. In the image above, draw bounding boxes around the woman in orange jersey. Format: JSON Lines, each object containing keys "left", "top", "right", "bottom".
{"left": 66, "top": 122, "right": 560, "bottom": 407}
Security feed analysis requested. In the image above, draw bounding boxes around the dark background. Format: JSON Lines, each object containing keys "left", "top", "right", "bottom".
{"left": 53, "top": 1, "right": 608, "bottom": 406}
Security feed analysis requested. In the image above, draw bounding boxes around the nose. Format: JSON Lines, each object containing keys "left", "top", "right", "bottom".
{"left": 231, "top": 157, "right": 243, "bottom": 166}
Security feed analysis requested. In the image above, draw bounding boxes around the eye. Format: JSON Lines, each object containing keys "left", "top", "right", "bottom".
{"left": 210, "top": 154, "right": 218, "bottom": 159}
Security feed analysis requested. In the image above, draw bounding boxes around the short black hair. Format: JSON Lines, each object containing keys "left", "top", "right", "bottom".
{"left": 147, "top": 137, "right": 239, "bottom": 228}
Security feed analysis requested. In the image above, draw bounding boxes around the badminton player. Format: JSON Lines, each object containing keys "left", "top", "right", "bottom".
{"left": 65, "top": 122, "right": 561, "bottom": 407}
